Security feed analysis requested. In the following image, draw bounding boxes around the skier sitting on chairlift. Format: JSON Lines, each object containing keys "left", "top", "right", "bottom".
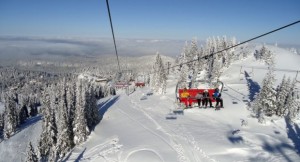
{"left": 195, "top": 92, "right": 203, "bottom": 108}
{"left": 202, "top": 89, "right": 213, "bottom": 108}
{"left": 180, "top": 88, "right": 192, "bottom": 108}
{"left": 213, "top": 88, "right": 223, "bottom": 108}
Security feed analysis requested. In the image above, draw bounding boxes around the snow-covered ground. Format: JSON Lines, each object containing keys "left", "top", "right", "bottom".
{"left": 61, "top": 45, "right": 300, "bottom": 162}
{"left": 0, "top": 115, "right": 42, "bottom": 161}
{"left": 1, "top": 44, "right": 300, "bottom": 162}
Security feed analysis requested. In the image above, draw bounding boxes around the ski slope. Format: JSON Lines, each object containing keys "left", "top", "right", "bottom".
{"left": 64, "top": 85, "right": 300, "bottom": 162}
{"left": 1, "top": 44, "right": 300, "bottom": 162}
{"left": 63, "top": 45, "right": 300, "bottom": 162}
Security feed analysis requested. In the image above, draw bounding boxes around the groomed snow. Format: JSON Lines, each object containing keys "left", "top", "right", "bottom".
{"left": 63, "top": 45, "right": 300, "bottom": 162}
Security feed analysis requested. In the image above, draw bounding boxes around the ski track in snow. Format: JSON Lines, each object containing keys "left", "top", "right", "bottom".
{"left": 66, "top": 137, "right": 122, "bottom": 162}
{"left": 127, "top": 93, "right": 217, "bottom": 162}
{"left": 124, "top": 148, "right": 164, "bottom": 162}
{"left": 116, "top": 106, "right": 188, "bottom": 162}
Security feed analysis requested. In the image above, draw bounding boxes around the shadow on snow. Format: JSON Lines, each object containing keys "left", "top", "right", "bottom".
{"left": 98, "top": 95, "right": 120, "bottom": 120}
{"left": 259, "top": 140, "right": 295, "bottom": 162}
{"left": 0, "top": 115, "right": 42, "bottom": 142}
{"left": 285, "top": 117, "right": 300, "bottom": 155}
{"left": 62, "top": 148, "right": 86, "bottom": 162}
{"left": 245, "top": 71, "right": 261, "bottom": 102}
{"left": 248, "top": 118, "right": 300, "bottom": 162}
{"left": 227, "top": 135, "right": 244, "bottom": 144}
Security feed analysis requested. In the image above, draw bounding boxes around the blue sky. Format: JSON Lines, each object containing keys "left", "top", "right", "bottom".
{"left": 0, "top": 0, "right": 299, "bottom": 44}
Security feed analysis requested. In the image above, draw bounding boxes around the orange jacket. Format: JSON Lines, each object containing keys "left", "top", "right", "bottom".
{"left": 180, "top": 91, "right": 190, "bottom": 98}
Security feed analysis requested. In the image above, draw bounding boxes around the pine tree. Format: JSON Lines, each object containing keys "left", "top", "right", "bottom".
{"left": 86, "top": 85, "right": 100, "bottom": 129}
{"left": 261, "top": 69, "right": 277, "bottom": 116}
{"left": 275, "top": 76, "right": 291, "bottom": 116}
{"left": 65, "top": 81, "right": 76, "bottom": 146}
{"left": 38, "top": 86, "right": 58, "bottom": 161}
{"left": 285, "top": 80, "right": 300, "bottom": 121}
{"left": 3, "top": 92, "right": 18, "bottom": 139}
{"left": 179, "top": 56, "right": 189, "bottom": 84}
{"left": 18, "top": 95, "right": 29, "bottom": 124}
{"left": 210, "top": 58, "right": 222, "bottom": 82}
{"left": 66, "top": 81, "right": 76, "bottom": 124}
{"left": 196, "top": 46, "right": 205, "bottom": 72}
{"left": 252, "top": 69, "right": 276, "bottom": 121}
{"left": 188, "top": 38, "right": 199, "bottom": 69}
{"left": 259, "top": 45, "right": 267, "bottom": 60}
{"left": 56, "top": 81, "right": 74, "bottom": 159}
{"left": 26, "top": 142, "right": 38, "bottom": 162}
{"left": 264, "top": 50, "right": 275, "bottom": 66}
{"left": 150, "top": 52, "right": 167, "bottom": 94}
{"left": 18, "top": 104, "right": 29, "bottom": 125}
{"left": 73, "top": 81, "right": 90, "bottom": 145}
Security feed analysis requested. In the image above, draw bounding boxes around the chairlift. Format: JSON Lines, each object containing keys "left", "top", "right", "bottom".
{"left": 175, "top": 79, "right": 224, "bottom": 108}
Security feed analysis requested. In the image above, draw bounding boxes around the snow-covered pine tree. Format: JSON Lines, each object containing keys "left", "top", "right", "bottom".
{"left": 196, "top": 46, "right": 205, "bottom": 72}
{"left": 86, "top": 84, "right": 100, "bottom": 129}
{"left": 229, "top": 37, "right": 237, "bottom": 51}
{"left": 17, "top": 94, "right": 29, "bottom": 125}
{"left": 160, "top": 69, "right": 167, "bottom": 94}
{"left": 275, "top": 76, "right": 291, "bottom": 116}
{"left": 260, "top": 69, "right": 277, "bottom": 116}
{"left": 55, "top": 80, "right": 74, "bottom": 159}
{"left": 285, "top": 79, "right": 300, "bottom": 122}
{"left": 28, "top": 94, "right": 38, "bottom": 117}
{"left": 259, "top": 45, "right": 267, "bottom": 61}
{"left": 179, "top": 54, "right": 189, "bottom": 84}
{"left": 66, "top": 80, "right": 76, "bottom": 127}
{"left": 210, "top": 57, "right": 222, "bottom": 81}
{"left": 242, "top": 45, "right": 250, "bottom": 59}
{"left": 252, "top": 69, "right": 276, "bottom": 121}
{"left": 73, "top": 80, "right": 90, "bottom": 145}
{"left": 175, "top": 41, "right": 190, "bottom": 73}
{"left": 3, "top": 92, "right": 18, "bottom": 139}
{"left": 260, "top": 45, "right": 267, "bottom": 60}
{"left": 85, "top": 83, "right": 93, "bottom": 129}
{"left": 188, "top": 38, "right": 199, "bottom": 70}
{"left": 151, "top": 52, "right": 167, "bottom": 94}
{"left": 38, "top": 86, "right": 58, "bottom": 161}
{"left": 26, "top": 142, "right": 38, "bottom": 162}
{"left": 263, "top": 48, "right": 275, "bottom": 66}
{"left": 251, "top": 93, "right": 265, "bottom": 123}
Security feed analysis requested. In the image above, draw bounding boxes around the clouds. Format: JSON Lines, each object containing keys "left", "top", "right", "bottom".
{"left": 0, "top": 36, "right": 186, "bottom": 61}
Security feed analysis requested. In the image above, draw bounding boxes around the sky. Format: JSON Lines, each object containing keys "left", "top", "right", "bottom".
{"left": 0, "top": 0, "right": 300, "bottom": 45}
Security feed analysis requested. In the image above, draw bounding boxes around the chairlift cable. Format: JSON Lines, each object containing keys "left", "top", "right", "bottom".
{"left": 106, "top": 0, "right": 121, "bottom": 73}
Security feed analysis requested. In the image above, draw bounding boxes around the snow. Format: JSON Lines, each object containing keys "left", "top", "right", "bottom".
{"left": 1, "top": 44, "right": 300, "bottom": 162}
{"left": 63, "top": 86, "right": 300, "bottom": 162}
{"left": 63, "top": 45, "right": 300, "bottom": 162}
{"left": 0, "top": 115, "right": 42, "bottom": 161}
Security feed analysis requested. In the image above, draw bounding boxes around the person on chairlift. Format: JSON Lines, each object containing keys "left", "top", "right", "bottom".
{"left": 180, "top": 88, "right": 192, "bottom": 108}
{"left": 213, "top": 88, "right": 223, "bottom": 108}
{"left": 195, "top": 92, "right": 203, "bottom": 108}
{"left": 202, "top": 89, "right": 213, "bottom": 108}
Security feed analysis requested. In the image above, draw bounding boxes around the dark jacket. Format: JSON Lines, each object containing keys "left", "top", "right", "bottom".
{"left": 203, "top": 91, "right": 210, "bottom": 98}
